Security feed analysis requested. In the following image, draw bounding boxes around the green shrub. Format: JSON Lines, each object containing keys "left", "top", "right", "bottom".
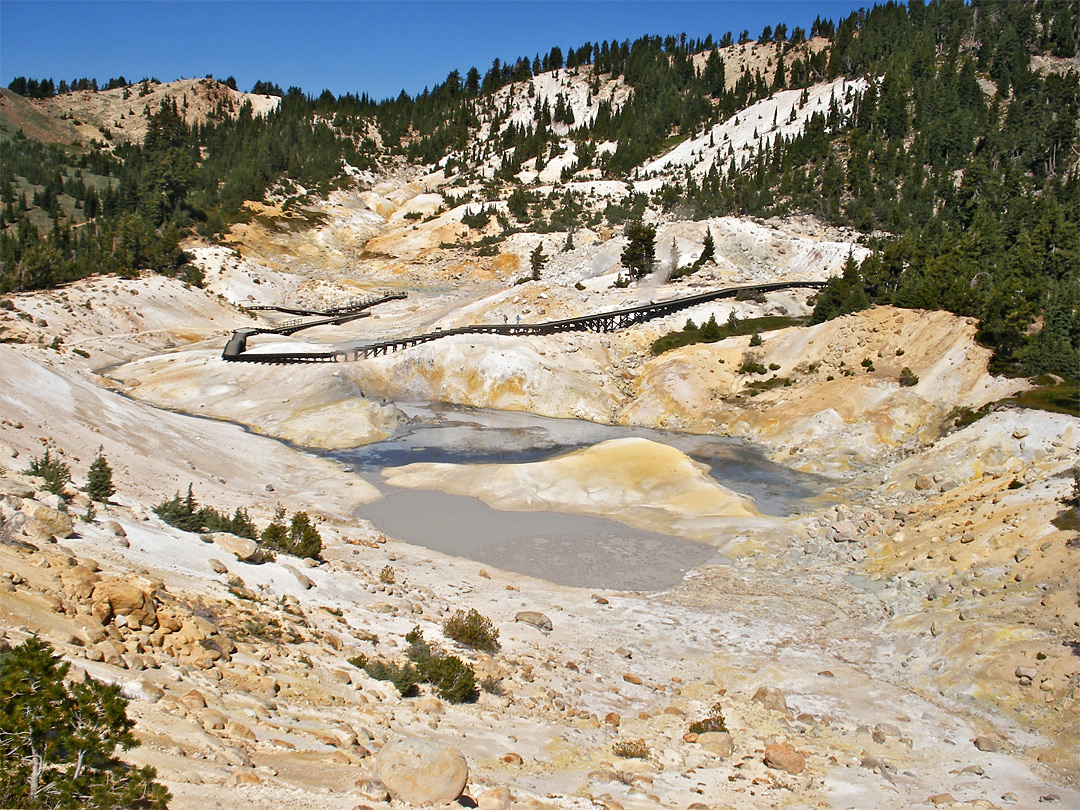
{"left": 443, "top": 608, "right": 500, "bottom": 653}
{"left": 612, "top": 739, "right": 651, "bottom": 759}
{"left": 260, "top": 507, "right": 321, "bottom": 559}
{"left": 379, "top": 565, "right": 396, "bottom": 584}
{"left": 155, "top": 484, "right": 257, "bottom": 539}
{"left": 350, "top": 627, "right": 478, "bottom": 703}
{"left": 688, "top": 702, "right": 728, "bottom": 734}
{"left": 739, "top": 358, "right": 767, "bottom": 375}
{"left": 899, "top": 366, "right": 919, "bottom": 387}
{"left": 28, "top": 448, "right": 70, "bottom": 496}
{"left": 349, "top": 654, "right": 421, "bottom": 697}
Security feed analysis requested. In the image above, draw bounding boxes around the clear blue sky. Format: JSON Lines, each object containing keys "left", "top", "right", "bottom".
{"left": 1, "top": 1, "right": 869, "bottom": 102}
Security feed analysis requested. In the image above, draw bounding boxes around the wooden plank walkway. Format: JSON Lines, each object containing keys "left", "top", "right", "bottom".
{"left": 223, "top": 282, "right": 825, "bottom": 364}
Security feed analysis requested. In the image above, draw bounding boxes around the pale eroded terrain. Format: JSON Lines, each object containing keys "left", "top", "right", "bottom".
{"left": 1, "top": 168, "right": 1077, "bottom": 810}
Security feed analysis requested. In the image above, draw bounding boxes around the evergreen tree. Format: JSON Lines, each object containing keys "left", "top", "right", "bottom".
{"left": 83, "top": 447, "right": 115, "bottom": 503}
{"left": 28, "top": 448, "right": 70, "bottom": 497}
{"left": 529, "top": 241, "right": 546, "bottom": 280}
{"left": 621, "top": 220, "right": 656, "bottom": 279}
{"left": 0, "top": 637, "right": 170, "bottom": 809}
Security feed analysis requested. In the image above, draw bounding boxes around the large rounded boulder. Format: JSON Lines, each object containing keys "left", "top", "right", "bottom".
{"left": 375, "top": 737, "right": 468, "bottom": 805}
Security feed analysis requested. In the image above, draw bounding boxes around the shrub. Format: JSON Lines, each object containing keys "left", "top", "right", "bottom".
{"left": 28, "top": 448, "right": 70, "bottom": 496}
{"left": 0, "top": 637, "right": 170, "bottom": 809}
{"left": 408, "top": 636, "right": 477, "bottom": 703}
{"left": 749, "top": 330, "right": 763, "bottom": 346}
{"left": 688, "top": 702, "right": 728, "bottom": 734}
{"left": 351, "top": 628, "right": 478, "bottom": 703}
{"left": 443, "top": 608, "right": 500, "bottom": 653}
{"left": 379, "top": 565, "right": 396, "bottom": 584}
{"left": 612, "top": 739, "right": 651, "bottom": 759}
{"left": 349, "top": 653, "right": 421, "bottom": 697}
{"left": 155, "top": 484, "right": 257, "bottom": 538}
{"left": 739, "top": 358, "right": 768, "bottom": 375}
{"left": 899, "top": 366, "right": 919, "bottom": 387}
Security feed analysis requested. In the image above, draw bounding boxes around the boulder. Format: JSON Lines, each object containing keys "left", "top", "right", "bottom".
{"left": 179, "top": 689, "right": 207, "bottom": 710}
{"left": 751, "top": 686, "right": 790, "bottom": 716}
{"left": 763, "top": 742, "right": 805, "bottom": 774}
{"left": 211, "top": 533, "right": 266, "bottom": 564}
{"left": 375, "top": 737, "right": 468, "bottom": 805}
{"left": 515, "top": 611, "right": 552, "bottom": 632}
{"left": 120, "top": 679, "right": 164, "bottom": 703}
{"left": 477, "top": 787, "right": 512, "bottom": 810}
{"left": 20, "top": 499, "right": 74, "bottom": 538}
{"left": 697, "top": 731, "right": 734, "bottom": 758}
{"left": 90, "top": 581, "right": 157, "bottom": 627}
{"left": 102, "top": 521, "right": 126, "bottom": 537}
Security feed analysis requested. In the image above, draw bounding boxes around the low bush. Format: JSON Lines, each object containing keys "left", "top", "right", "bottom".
{"left": 612, "top": 739, "right": 651, "bottom": 759}
{"left": 443, "top": 608, "right": 500, "bottom": 653}
{"left": 899, "top": 366, "right": 919, "bottom": 386}
{"left": 688, "top": 702, "right": 728, "bottom": 734}
{"left": 350, "top": 626, "right": 478, "bottom": 703}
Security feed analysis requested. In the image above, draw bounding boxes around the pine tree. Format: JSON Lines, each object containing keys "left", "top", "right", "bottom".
{"left": 83, "top": 446, "right": 115, "bottom": 503}
{"left": 621, "top": 220, "right": 656, "bottom": 279}
{"left": 529, "top": 241, "right": 546, "bottom": 280}
{"left": 0, "top": 637, "right": 170, "bottom": 809}
{"left": 28, "top": 448, "right": 70, "bottom": 497}
{"left": 700, "top": 228, "right": 715, "bottom": 264}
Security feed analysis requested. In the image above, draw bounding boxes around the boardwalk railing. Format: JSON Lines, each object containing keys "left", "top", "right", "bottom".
{"left": 222, "top": 292, "right": 407, "bottom": 363}
{"left": 348, "top": 280, "right": 826, "bottom": 359}
{"left": 224, "top": 281, "right": 825, "bottom": 364}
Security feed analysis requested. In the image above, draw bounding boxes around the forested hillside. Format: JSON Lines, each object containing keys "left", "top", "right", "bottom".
{"left": 1, "top": 0, "right": 1077, "bottom": 376}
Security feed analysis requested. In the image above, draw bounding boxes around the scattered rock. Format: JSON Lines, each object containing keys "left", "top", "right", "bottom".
{"left": 697, "top": 731, "right": 734, "bottom": 758}
{"left": 180, "top": 689, "right": 207, "bottom": 710}
{"left": 477, "top": 786, "right": 512, "bottom": 810}
{"left": 928, "top": 794, "right": 956, "bottom": 806}
{"left": 208, "top": 558, "right": 228, "bottom": 574}
{"left": 211, "top": 532, "right": 266, "bottom": 564}
{"left": 915, "top": 475, "right": 933, "bottom": 491}
{"left": 102, "top": 521, "right": 126, "bottom": 537}
{"left": 375, "top": 737, "right": 469, "bottom": 806}
{"left": 763, "top": 742, "right": 805, "bottom": 774}
{"left": 973, "top": 735, "right": 1000, "bottom": 752}
{"left": 751, "top": 686, "right": 790, "bottom": 715}
{"left": 120, "top": 679, "right": 164, "bottom": 703}
{"left": 515, "top": 611, "right": 552, "bottom": 632}
{"left": 19, "top": 500, "right": 74, "bottom": 539}
{"left": 90, "top": 580, "right": 157, "bottom": 627}
{"left": 354, "top": 778, "right": 390, "bottom": 802}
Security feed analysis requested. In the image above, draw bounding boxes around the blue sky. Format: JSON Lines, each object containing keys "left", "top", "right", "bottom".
{"left": 2, "top": 1, "right": 869, "bottom": 101}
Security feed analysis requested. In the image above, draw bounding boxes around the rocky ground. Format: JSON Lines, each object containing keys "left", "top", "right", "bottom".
{"left": 1, "top": 175, "right": 1077, "bottom": 809}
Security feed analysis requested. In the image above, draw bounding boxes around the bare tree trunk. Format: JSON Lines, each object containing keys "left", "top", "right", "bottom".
{"left": 29, "top": 748, "right": 42, "bottom": 798}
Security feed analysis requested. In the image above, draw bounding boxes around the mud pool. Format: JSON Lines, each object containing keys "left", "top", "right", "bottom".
{"left": 335, "top": 404, "right": 833, "bottom": 590}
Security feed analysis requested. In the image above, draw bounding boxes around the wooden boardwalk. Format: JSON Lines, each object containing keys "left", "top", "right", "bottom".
{"left": 223, "top": 282, "right": 825, "bottom": 364}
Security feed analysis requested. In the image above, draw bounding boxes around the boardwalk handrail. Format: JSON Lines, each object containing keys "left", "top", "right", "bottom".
{"left": 223, "top": 292, "right": 407, "bottom": 361}
{"left": 224, "top": 281, "right": 825, "bottom": 363}
{"left": 348, "top": 280, "right": 826, "bottom": 359}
